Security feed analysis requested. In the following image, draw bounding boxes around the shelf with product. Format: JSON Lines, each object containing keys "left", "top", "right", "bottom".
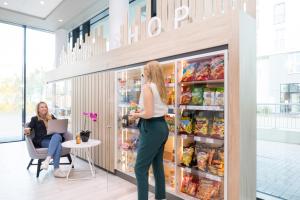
{"left": 115, "top": 50, "right": 227, "bottom": 200}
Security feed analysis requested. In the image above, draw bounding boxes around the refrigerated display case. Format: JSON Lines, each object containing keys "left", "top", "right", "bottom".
{"left": 115, "top": 50, "right": 227, "bottom": 199}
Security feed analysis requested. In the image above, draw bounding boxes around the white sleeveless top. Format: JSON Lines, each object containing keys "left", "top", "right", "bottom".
{"left": 139, "top": 82, "right": 168, "bottom": 117}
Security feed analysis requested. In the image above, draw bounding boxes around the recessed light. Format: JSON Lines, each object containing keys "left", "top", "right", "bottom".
{"left": 3, "top": 2, "right": 8, "bottom": 6}
{"left": 58, "top": 19, "right": 63, "bottom": 22}
{"left": 40, "top": 1, "right": 45, "bottom": 5}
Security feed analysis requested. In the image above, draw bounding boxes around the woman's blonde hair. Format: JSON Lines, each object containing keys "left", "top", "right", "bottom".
{"left": 36, "top": 101, "right": 52, "bottom": 124}
{"left": 144, "top": 61, "right": 167, "bottom": 104}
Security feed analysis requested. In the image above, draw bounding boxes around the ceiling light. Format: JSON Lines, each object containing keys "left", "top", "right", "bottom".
{"left": 58, "top": 19, "right": 63, "bottom": 22}
{"left": 3, "top": 2, "right": 8, "bottom": 6}
{"left": 40, "top": 1, "right": 45, "bottom": 5}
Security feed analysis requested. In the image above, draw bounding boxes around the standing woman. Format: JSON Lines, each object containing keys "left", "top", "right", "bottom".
{"left": 131, "top": 61, "right": 169, "bottom": 200}
{"left": 24, "top": 101, "right": 66, "bottom": 178}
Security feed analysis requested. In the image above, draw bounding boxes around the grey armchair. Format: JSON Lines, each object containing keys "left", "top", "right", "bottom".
{"left": 25, "top": 126, "right": 73, "bottom": 177}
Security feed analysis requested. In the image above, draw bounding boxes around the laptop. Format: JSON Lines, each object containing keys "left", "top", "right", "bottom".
{"left": 47, "top": 119, "right": 68, "bottom": 135}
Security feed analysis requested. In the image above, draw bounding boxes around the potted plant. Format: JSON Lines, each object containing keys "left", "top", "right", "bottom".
{"left": 80, "top": 112, "right": 98, "bottom": 142}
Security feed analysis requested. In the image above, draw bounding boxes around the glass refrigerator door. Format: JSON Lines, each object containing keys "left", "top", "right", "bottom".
{"left": 116, "top": 67, "right": 142, "bottom": 175}
{"left": 176, "top": 52, "right": 226, "bottom": 199}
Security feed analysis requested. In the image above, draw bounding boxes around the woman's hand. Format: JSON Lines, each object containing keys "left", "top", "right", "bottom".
{"left": 129, "top": 111, "right": 140, "bottom": 120}
{"left": 24, "top": 128, "right": 31, "bottom": 135}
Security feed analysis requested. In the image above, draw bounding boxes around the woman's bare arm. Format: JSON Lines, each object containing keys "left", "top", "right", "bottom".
{"left": 133, "top": 84, "right": 154, "bottom": 119}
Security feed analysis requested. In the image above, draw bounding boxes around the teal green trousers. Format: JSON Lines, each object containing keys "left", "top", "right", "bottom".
{"left": 135, "top": 117, "right": 169, "bottom": 200}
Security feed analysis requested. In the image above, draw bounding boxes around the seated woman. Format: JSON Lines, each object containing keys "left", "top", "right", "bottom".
{"left": 24, "top": 101, "right": 66, "bottom": 178}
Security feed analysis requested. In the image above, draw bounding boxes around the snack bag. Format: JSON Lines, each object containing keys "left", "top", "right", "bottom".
{"left": 181, "top": 62, "right": 196, "bottom": 82}
{"left": 196, "top": 179, "right": 221, "bottom": 200}
{"left": 165, "top": 115, "right": 175, "bottom": 133}
{"left": 195, "top": 60, "right": 211, "bottom": 81}
{"left": 197, "top": 152, "right": 209, "bottom": 171}
{"left": 210, "top": 56, "right": 224, "bottom": 80}
{"left": 180, "top": 86, "right": 192, "bottom": 105}
{"left": 211, "top": 114, "right": 224, "bottom": 139}
{"left": 203, "top": 88, "right": 215, "bottom": 106}
{"left": 167, "top": 88, "right": 175, "bottom": 105}
{"left": 180, "top": 116, "right": 193, "bottom": 134}
{"left": 191, "top": 86, "right": 204, "bottom": 105}
{"left": 180, "top": 173, "right": 193, "bottom": 193}
{"left": 182, "top": 146, "right": 195, "bottom": 166}
{"left": 187, "top": 182, "right": 198, "bottom": 196}
{"left": 194, "top": 116, "right": 209, "bottom": 136}
{"left": 215, "top": 87, "right": 224, "bottom": 106}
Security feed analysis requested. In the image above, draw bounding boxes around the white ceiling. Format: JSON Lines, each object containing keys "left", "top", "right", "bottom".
{"left": 0, "top": 0, "right": 109, "bottom": 31}
{"left": 0, "top": 0, "right": 64, "bottom": 19}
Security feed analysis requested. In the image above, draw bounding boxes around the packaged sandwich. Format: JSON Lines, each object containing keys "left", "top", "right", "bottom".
{"left": 203, "top": 88, "right": 215, "bottom": 106}
{"left": 215, "top": 87, "right": 224, "bottom": 106}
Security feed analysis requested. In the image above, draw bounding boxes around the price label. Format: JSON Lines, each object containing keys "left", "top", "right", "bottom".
{"left": 206, "top": 138, "right": 214, "bottom": 144}
{"left": 194, "top": 136, "right": 201, "bottom": 141}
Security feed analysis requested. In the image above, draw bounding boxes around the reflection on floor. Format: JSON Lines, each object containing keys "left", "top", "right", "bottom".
{"left": 257, "top": 140, "right": 300, "bottom": 200}
{"left": 0, "top": 141, "right": 155, "bottom": 200}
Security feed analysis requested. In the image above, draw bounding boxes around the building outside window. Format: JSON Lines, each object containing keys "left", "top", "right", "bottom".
{"left": 273, "top": 2, "right": 285, "bottom": 25}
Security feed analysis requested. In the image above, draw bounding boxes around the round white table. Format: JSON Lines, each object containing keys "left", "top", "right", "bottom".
{"left": 62, "top": 139, "right": 101, "bottom": 180}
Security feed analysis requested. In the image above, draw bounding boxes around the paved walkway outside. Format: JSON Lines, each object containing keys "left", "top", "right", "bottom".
{"left": 257, "top": 140, "right": 300, "bottom": 200}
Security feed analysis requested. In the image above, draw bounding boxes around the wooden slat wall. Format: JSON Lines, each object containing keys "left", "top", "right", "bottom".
{"left": 71, "top": 71, "right": 115, "bottom": 172}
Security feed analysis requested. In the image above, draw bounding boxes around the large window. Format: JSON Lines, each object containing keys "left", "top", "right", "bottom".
{"left": 257, "top": 0, "right": 300, "bottom": 199}
{"left": 0, "top": 22, "right": 55, "bottom": 143}
{"left": 90, "top": 9, "right": 109, "bottom": 50}
{"left": 26, "top": 28, "right": 55, "bottom": 122}
{"left": 129, "top": 0, "right": 147, "bottom": 27}
{"left": 0, "top": 23, "right": 24, "bottom": 142}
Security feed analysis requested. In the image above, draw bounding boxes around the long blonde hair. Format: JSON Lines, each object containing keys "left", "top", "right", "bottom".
{"left": 36, "top": 102, "right": 52, "bottom": 127}
{"left": 144, "top": 61, "right": 167, "bottom": 104}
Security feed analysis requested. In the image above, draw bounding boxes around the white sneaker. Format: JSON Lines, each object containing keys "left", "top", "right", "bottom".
{"left": 54, "top": 168, "right": 66, "bottom": 178}
{"left": 41, "top": 160, "right": 50, "bottom": 170}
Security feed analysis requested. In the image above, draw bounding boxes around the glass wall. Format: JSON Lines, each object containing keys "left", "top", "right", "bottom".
{"left": 0, "top": 22, "right": 55, "bottom": 143}
{"left": 129, "top": 0, "right": 147, "bottom": 27}
{"left": 26, "top": 28, "right": 55, "bottom": 122}
{"left": 0, "top": 23, "right": 24, "bottom": 142}
{"left": 90, "top": 9, "right": 110, "bottom": 50}
{"left": 257, "top": 0, "right": 300, "bottom": 199}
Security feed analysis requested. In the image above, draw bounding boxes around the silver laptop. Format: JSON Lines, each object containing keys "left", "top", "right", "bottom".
{"left": 47, "top": 119, "right": 68, "bottom": 135}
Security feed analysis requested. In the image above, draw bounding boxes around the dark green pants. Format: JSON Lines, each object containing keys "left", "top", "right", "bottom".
{"left": 135, "top": 117, "right": 169, "bottom": 200}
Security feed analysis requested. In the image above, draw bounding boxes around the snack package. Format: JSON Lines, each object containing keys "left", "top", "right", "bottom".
{"left": 167, "top": 88, "right": 175, "bottom": 105}
{"left": 194, "top": 116, "right": 209, "bottom": 136}
{"left": 181, "top": 62, "right": 196, "bottom": 82}
{"left": 197, "top": 152, "right": 209, "bottom": 171}
{"left": 196, "top": 179, "right": 221, "bottom": 200}
{"left": 211, "top": 113, "right": 224, "bottom": 139}
{"left": 210, "top": 56, "right": 224, "bottom": 80}
{"left": 165, "top": 115, "right": 175, "bottom": 133}
{"left": 203, "top": 88, "right": 215, "bottom": 106}
{"left": 180, "top": 86, "right": 192, "bottom": 105}
{"left": 191, "top": 86, "right": 204, "bottom": 105}
{"left": 180, "top": 173, "right": 193, "bottom": 193}
{"left": 195, "top": 60, "right": 211, "bottom": 81}
{"left": 179, "top": 111, "right": 193, "bottom": 135}
{"left": 182, "top": 146, "right": 195, "bottom": 166}
{"left": 187, "top": 182, "right": 198, "bottom": 196}
{"left": 210, "top": 149, "right": 224, "bottom": 177}
{"left": 215, "top": 88, "right": 224, "bottom": 106}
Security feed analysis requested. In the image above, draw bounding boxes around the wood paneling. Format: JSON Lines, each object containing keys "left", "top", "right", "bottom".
{"left": 71, "top": 71, "right": 115, "bottom": 172}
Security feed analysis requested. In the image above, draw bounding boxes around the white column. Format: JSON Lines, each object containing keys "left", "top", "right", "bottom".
{"left": 109, "top": 0, "right": 128, "bottom": 50}
{"left": 55, "top": 29, "right": 68, "bottom": 67}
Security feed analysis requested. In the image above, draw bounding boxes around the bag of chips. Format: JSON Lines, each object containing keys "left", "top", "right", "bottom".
{"left": 180, "top": 86, "right": 192, "bottom": 105}
{"left": 191, "top": 86, "right": 204, "bottom": 105}
{"left": 211, "top": 114, "right": 224, "bottom": 139}
{"left": 197, "top": 152, "right": 209, "bottom": 171}
{"left": 194, "top": 116, "right": 209, "bottom": 136}
{"left": 181, "top": 62, "right": 196, "bottom": 82}
{"left": 182, "top": 146, "right": 195, "bottom": 166}
{"left": 195, "top": 60, "right": 211, "bottom": 81}
{"left": 210, "top": 56, "right": 224, "bottom": 80}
